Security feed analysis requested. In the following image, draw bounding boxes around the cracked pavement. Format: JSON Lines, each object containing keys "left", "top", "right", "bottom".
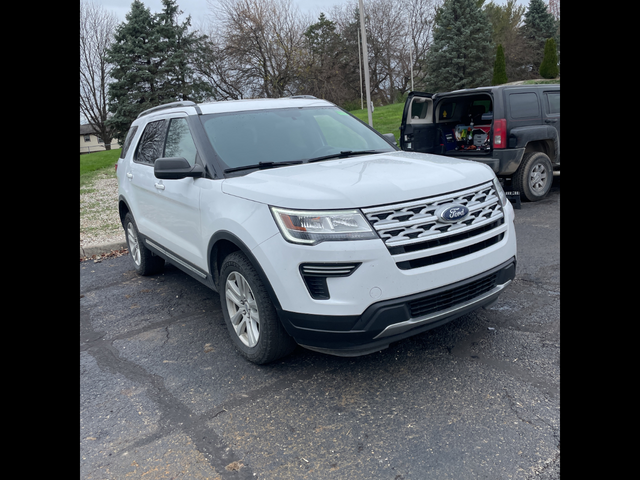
{"left": 80, "top": 177, "right": 559, "bottom": 479}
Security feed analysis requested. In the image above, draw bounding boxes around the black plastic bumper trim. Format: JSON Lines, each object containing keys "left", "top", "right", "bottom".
{"left": 277, "top": 257, "right": 516, "bottom": 355}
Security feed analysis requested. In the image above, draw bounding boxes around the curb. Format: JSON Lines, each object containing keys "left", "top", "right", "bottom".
{"left": 81, "top": 241, "right": 128, "bottom": 258}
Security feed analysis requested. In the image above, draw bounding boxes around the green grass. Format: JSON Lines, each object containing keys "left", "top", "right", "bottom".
{"left": 521, "top": 79, "right": 560, "bottom": 84}
{"left": 80, "top": 149, "right": 121, "bottom": 189}
{"left": 348, "top": 102, "right": 404, "bottom": 144}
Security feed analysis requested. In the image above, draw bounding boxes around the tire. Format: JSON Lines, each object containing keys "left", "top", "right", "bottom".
{"left": 123, "top": 213, "right": 165, "bottom": 276}
{"left": 513, "top": 151, "right": 553, "bottom": 202}
{"left": 219, "top": 251, "right": 296, "bottom": 364}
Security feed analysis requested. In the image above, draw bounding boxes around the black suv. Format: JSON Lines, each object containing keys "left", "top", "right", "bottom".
{"left": 400, "top": 84, "right": 560, "bottom": 201}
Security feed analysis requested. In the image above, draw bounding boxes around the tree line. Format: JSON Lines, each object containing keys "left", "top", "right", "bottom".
{"left": 80, "top": 0, "right": 559, "bottom": 146}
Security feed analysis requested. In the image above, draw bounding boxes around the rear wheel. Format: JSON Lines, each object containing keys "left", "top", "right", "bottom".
{"left": 124, "top": 213, "right": 165, "bottom": 276}
{"left": 513, "top": 151, "right": 553, "bottom": 202}
{"left": 219, "top": 251, "right": 296, "bottom": 364}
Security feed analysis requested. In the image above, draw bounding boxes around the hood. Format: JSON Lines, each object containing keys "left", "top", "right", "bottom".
{"left": 221, "top": 151, "right": 494, "bottom": 209}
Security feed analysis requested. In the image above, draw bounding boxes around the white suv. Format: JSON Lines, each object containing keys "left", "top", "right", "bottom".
{"left": 117, "top": 97, "right": 517, "bottom": 364}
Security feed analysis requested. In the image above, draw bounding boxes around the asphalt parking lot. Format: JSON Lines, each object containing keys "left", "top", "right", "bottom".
{"left": 80, "top": 177, "right": 559, "bottom": 479}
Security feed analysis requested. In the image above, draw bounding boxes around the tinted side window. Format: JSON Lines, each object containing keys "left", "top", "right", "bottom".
{"left": 546, "top": 92, "right": 560, "bottom": 114}
{"left": 438, "top": 102, "right": 456, "bottom": 121}
{"left": 411, "top": 100, "right": 429, "bottom": 119}
{"left": 134, "top": 120, "right": 167, "bottom": 165}
{"left": 509, "top": 93, "right": 540, "bottom": 118}
{"left": 119, "top": 126, "right": 138, "bottom": 159}
{"left": 164, "top": 118, "right": 198, "bottom": 166}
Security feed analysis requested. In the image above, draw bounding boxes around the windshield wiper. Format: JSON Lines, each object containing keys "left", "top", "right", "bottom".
{"left": 224, "top": 160, "right": 303, "bottom": 174}
{"left": 307, "top": 149, "right": 390, "bottom": 163}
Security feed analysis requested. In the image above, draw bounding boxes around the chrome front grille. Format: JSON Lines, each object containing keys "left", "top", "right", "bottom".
{"left": 362, "top": 181, "right": 505, "bottom": 269}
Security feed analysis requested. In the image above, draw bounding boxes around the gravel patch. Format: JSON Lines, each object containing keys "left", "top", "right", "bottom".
{"left": 80, "top": 170, "right": 126, "bottom": 258}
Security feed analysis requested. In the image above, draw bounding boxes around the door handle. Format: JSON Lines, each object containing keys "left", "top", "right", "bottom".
{"left": 154, "top": 182, "right": 165, "bottom": 190}
{"left": 126, "top": 172, "right": 133, "bottom": 179}
{"left": 545, "top": 119, "right": 557, "bottom": 124}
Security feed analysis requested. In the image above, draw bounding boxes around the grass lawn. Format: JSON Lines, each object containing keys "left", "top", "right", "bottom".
{"left": 348, "top": 102, "right": 404, "bottom": 144}
{"left": 80, "top": 149, "right": 121, "bottom": 189}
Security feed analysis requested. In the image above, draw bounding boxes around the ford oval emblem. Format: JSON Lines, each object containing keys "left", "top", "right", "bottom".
{"left": 436, "top": 204, "right": 470, "bottom": 223}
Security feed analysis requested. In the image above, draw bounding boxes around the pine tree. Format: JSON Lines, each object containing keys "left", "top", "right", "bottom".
{"left": 492, "top": 44, "right": 508, "bottom": 85}
{"left": 106, "top": 1, "right": 157, "bottom": 140}
{"left": 521, "top": 0, "right": 557, "bottom": 76}
{"left": 154, "top": 0, "right": 210, "bottom": 103}
{"left": 424, "top": 0, "right": 494, "bottom": 92}
{"left": 539, "top": 37, "right": 559, "bottom": 79}
{"left": 106, "top": 0, "right": 209, "bottom": 140}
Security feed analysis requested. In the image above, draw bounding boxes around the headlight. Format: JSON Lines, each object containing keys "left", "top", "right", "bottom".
{"left": 270, "top": 207, "right": 377, "bottom": 245}
{"left": 492, "top": 176, "right": 508, "bottom": 207}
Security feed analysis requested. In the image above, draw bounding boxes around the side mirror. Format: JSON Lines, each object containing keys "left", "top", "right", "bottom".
{"left": 382, "top": 133, "right": 397, "bottom": 146}
{"left": 154, "top": 157, "right": 204, "bottom": 179}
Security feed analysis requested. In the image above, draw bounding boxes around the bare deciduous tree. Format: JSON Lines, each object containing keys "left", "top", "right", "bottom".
{"left": 400, "top": 0, "right": 439, "bottom": 93}
{"left": 80, "top": 0, "right": 118, "bottom": 146}
{"left": 192, "top": 22, "right": 249, "bottom": 100}
{"left": 206, "top": 0, "right": 306, "bottom": 98}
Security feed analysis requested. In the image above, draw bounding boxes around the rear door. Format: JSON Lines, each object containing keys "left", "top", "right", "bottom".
{"left": 127, "top": 119, "right": 168, "bottom": 239}
{"left": 400, "top": 92, "right": 438, "bottom": 153}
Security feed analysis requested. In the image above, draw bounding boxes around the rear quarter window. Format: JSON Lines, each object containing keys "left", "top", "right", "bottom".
{"left": 119, "top": 126, "right": 138, "bottom": 159}
{"left": 438, "top": 102, "right": 456, "bottom": 121}
{"left": 509, "top": 92, "right": 540, "bottom": 118}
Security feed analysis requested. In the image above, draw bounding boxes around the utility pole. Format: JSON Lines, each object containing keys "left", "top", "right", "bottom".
{"left": 410, "top": 47, "right": 414, "bottom": 92}
{"left": 358, "top": 0, "right": 373, "bottom": 127}
{"left": 358, "top": 29, "right": 363, "bottom": 110}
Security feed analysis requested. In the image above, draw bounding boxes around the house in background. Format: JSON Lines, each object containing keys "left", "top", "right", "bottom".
{"left": 80, "top": 124, "right": 121, "bottom": 154}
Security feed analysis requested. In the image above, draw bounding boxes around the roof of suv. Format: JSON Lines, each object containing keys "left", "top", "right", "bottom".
{"left": 136, "top": 97, "right": 335, "bottom": 121}
{"left": 437, "top": 84, "right": 559, "bottom": 96}
{"left": 198, "top": 97, "right": 333, "bottom": 115}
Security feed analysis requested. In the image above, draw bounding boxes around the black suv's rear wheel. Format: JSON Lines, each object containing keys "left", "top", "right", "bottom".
{"left": 219, "top": 251, "right": 296, "bottom": 364}
{"left": 124, "top": 213, "right": 165, "bottom": 276}
{"left": 513, "top": 151, "right": 553, "bottom": 202}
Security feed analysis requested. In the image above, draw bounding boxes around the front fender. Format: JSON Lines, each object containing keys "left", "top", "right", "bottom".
{"left": 206, "top": 230, "right": 282, "bottom": 311}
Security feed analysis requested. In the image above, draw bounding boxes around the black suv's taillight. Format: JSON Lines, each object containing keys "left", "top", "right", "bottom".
{"left": 493, "top": 119, "right": 507, "bottom": 149}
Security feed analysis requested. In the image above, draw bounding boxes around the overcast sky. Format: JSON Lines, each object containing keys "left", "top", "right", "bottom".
{"left": 94, "top": 0, "right": 533, "bottom": 25}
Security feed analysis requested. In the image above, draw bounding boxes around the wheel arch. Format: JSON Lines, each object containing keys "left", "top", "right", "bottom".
{"left": 118, "top": 195, "right": 132, "bottom": 227}
{"left": 524, "top": 139, "right": 554, "bottom": 161}
{"left": 208, "top": 231, "right": 283, "bottom": 311}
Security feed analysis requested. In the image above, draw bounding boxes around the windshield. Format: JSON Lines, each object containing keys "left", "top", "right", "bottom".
{"left": 199, "top": 106, "right": 395, "bottom": 173}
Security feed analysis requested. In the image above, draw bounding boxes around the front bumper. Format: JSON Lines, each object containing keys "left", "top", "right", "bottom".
{"left": 277, "top": 257, "right": 516, "bottom": 356}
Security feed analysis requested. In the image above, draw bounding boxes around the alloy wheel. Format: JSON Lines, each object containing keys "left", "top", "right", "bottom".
{"left": 529, "top": 162, "right": 549, "bottom": 196}
{"left": 127, "top": 222, "right": 141, "bottom": 266}
{"left": 225, "top": 272, "right": 260, "bottom": 347}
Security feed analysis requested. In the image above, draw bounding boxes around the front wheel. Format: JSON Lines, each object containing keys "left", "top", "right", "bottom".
{"left": 513, "top": 151, "right": 553, "bottom": 202}
{"left": 219, "top": 252, "right": 296, "bottom": 364}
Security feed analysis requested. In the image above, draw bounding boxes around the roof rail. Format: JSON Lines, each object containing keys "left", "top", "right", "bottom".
{"left": 137, "top": 101, "right": 202, "bottom": 118}
{"left": 288, "top": 95, "right": 317, "bottom": 99}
